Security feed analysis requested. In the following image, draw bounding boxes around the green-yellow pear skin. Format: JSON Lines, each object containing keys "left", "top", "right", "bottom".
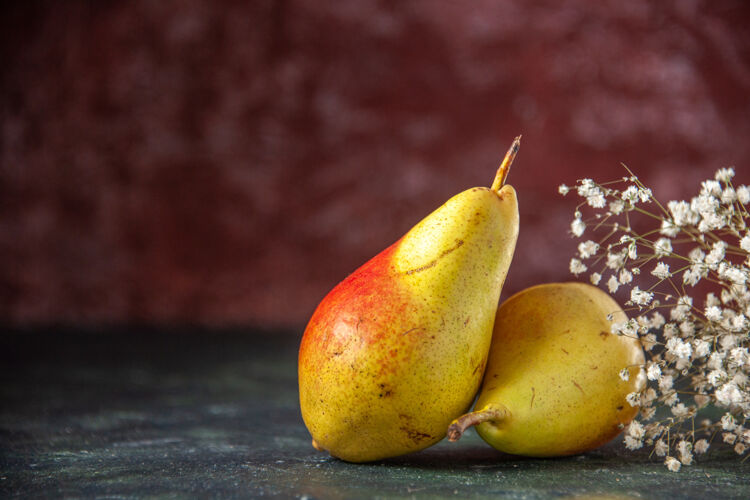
{"left": 298, "top": 138, "right": 521, "bottom": 462}
{"left": 448, "top": 282, "right": 646, "bottom": 457}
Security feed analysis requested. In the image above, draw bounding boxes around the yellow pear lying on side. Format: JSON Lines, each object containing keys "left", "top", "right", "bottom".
{"left": 298, "top": 138, "right": 522, "bottom": 462}
{"left": 448, "top": 282, "right": 645, "bottom": 457}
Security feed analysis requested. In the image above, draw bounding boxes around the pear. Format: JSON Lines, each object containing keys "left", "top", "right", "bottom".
{"left": 298, "top": 138, "right": 522, "bottom": 462}
{"left": 447, "top": 282, "right": 646, "bottom": 457}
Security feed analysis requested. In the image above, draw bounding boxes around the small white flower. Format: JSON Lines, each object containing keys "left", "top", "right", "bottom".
{"left": 624, "top": 435, "right": 643, "bottom": 450}
{"left": 642, "top": 333, "right": 657, "bottom": 351}
{"left": 694, "top": 439, "right": 710, "bottom": 454}
{"left": 740, "top": 233, "right": 750, "bottom": 253}
{"left": 665, "top": 456, "right": 681, "bottom": 472}
{"left": 558, "top": 184, "right": 570, "bottom": 195}
{"left": 705, "top": 305, "right": 723, "bottom": 322}
{"left": 682, "top": 267, "right": 702, "bottom": 287}
{"left": 640, "top": 406, "right": 656, "bottom": 420}
{"left": 621, "top": 185, "right": 639, "bottom": 203}
{"left": 590, "top": 272, "right": 601, "bottom": 285}
{"left": 666, "top": 337, "right": 692, "bottom": 359}
{"left": 722, "top": 187, "right": 737, "bottom": 204}
{"left": 626, "top": 392, "right": 641, "bottom": 407}
{"left": 694, "top": 394, "right": 710, "bottom": 408}
{"left": 699, "top": 216, "right": 725, "bottom": 233}
{"left": 734, "top": 443, "right": 747, "bottom": 455}
{"left": 571, "top": 217, "right": 586, "bottom": 237}
{"left": 701, "top": 179, "right": 722, "bottom": 196}
{"left": 660, "top": 219, "right": 679, "bottom": 237}
{"left": 688, "top": 247, "right": 705, "bottom": 263}
{"left": 609, "top": 199, "right": 625, "bottom": 214}
{"left": 651, "top": 262, "right": 671, "bottom": 279}
{"left": 659, "top": 375, "right": 674, "bottom": 392}
{"left": 627, "top": 420, "right": 645, "bottom": 439}
{"left": 705, "top": 241, "right": 727, "bottom": 269}
{"left": 650, "top": 312, "right": 666, "bottom": 329}
{"left": 731, "top": 314, "right": 747, "bottom": 332}
{"left": 708, "top": 369, "right": 727, "bottom": 386}
{"left": 668, "top": 200, "right": 693, "bottom": 227}
{"left": 730, "top": 347, "right": 748, "bottom": 367}
{"left": 671, "top": 403, "right": 689, "bottom": 418}
{"left": 646, "top": 363, "right": 661, "bottom": 381}
{"left": 654, "top": 238, "right": 672, "bottom": 257}
{"left": 720, "top": 334, "right": 739, "bottom": 350}
{"left": 569, "top": 258, "right": 587, "bottom": 275}
{"left": 663, "top": 323, "right": 679, "bottom": 338}
{"left": 724, "top": 432, "right": 738, "bottom": 444}
{"left": 664, "top": 392, "right": 679, "bottom": 407}
{"left": 606, "top": 250, "right": 626, "bottom": 270}
{"left": 654, "top": 439, "right": 668, "bottom": 456}
{"left": 715, "top": 167, "right": 735, "bottom": 182}
{"left": 607, "top": 274, "right": 620, "bottom": 294}
{"left": 721, "top": 413, "right": 737, "bottom": 431}
{"left": 587, "top": 193, "right": 606, "bottom": 208}
{"left": 611, "top": 319, "right": 637, "bottom": 337}
{"left": 716, "top": 383, "right": 743, "bottom": 406}
{"left": 677, "top": 440, "right": 693, "bottom": 465}
{"left": 619, "top": 368, "right": 630, "bottom": 381}
{"left": 619, "top": 269, "right": 633, "bottom": 285}
{"left": 707, "top": 352, "right": 724, "bottom": 370}
{"left": 576, "top": 179, "right": 597, "bottom": 198}
{"left": 630, "top": 286, "right": 653, "bottom": 306}
{"left": 693, "top": 339, "right": 711, "bottom": 358}
{"left": 578, "top": 240, "right": 599, "bottom": 259}
{"left": 628, "top": 243, "right": 637, "bottom": 260}
{"left": 641, "top": 388, "right": 657, "bottom": 405}
{"left": 718, "top": 262, "right": 747, "bottom": 285}
{"left": 637, "top": 315, "right": 651, "bottom": 330}
{"left": 737, "top": 185, "right": 750, "bottom": 204}
{"left": 671, "top": 296, "right": 693, "bottom": 320}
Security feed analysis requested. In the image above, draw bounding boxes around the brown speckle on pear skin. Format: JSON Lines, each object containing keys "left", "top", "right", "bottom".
{"left": 402, "top": 239, "right": 464, "bottom": 275}
{"left": 400, "top": 427, "right": 433, "bottom": 444}
{"left": 401, "top": 327, "right": 422, "bottom": 336}
{"left": 572, "top": 380, "right": 585, "bottom": 394}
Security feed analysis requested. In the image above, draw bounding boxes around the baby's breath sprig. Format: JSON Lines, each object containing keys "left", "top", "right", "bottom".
{"left": 561, "top": 166, "right": 750, "bottom": 471}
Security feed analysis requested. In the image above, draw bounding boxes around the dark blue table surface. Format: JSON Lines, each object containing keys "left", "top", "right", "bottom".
{"left": 1, "top": 328, "right": 747, "bottom": 499}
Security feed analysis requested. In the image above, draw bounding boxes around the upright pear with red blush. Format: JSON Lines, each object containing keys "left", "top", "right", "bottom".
{"left": 298, "top": 138, "right": 521, "bottom": 462}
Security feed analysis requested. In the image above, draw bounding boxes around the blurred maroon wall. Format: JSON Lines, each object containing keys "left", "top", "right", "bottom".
{"left": 2, "top": 0, "right": 750, "bottom": 328}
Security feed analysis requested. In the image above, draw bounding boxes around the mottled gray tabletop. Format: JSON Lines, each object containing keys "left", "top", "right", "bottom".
{"left": 1, "top": 329, "right": 747, "bottom": 499}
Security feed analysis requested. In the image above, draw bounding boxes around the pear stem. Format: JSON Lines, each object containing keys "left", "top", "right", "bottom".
{"left": 446, "top": 405, "right": 510, "bottom": 442}
{"left": 490, "top": 135, "right": 522, "bottom": 193}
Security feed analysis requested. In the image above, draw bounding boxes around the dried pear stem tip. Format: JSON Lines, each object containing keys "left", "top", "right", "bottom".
{"left": 490, "top": 135, "right": 522, "bottom": 193}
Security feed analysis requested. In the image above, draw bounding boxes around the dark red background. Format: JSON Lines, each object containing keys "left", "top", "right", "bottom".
{"left": 2, "top": 0, "right": 750, "bottom": 329}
